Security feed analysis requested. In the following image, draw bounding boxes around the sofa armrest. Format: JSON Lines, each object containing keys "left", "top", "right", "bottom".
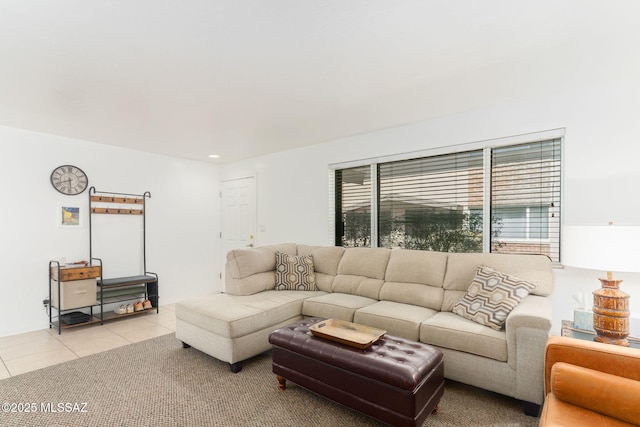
{"left": 544, "top": 335, "right": 640, "bottom": 395}
{"left": 506, "top": 294, "right": 553, "bottom": 332}
{"left": 505, "top": 295, "right": 552, "bottom": 366}
{"left": 224, "top": 243, "right": 297, "bottom": 295}
{"left": 504, "top": 295, "right": 552, "bottom": 405}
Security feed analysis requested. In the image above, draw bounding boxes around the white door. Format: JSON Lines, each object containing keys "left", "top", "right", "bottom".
{"left": 220, "top": 177, "right": 256, "bottom": 287}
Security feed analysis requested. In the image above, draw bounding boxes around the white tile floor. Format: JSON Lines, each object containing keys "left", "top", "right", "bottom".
{"left": 0, "top": 304, "right": 176, "bottom": 379}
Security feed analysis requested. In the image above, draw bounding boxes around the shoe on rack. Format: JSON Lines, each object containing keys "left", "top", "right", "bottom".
{"left": 142, "top": 299, "right": 152, "bottom": 310}
{"left": 126, "top": 304, "right": 134, "bottom": 313}
{"left": 114, "top": 305, "right": 127, "bottom": 315}
{"left": 134, "top": 301, "right": 144, "bottom": 312}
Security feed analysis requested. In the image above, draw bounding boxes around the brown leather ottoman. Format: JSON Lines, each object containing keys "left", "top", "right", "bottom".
{"left": 268, "top": 318, "right": 444, "bottom": 427}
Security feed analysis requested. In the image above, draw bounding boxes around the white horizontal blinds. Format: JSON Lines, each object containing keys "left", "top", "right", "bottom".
{"left": 490, "top": 138, "right": 561, "bottom": 262}
{"left": 335, "top": 166, "right": 372, "bottom": 247}
{"left": 377, "top": 150, "right": 485, "bottom": 252}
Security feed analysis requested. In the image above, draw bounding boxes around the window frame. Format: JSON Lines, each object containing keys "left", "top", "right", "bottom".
{"left": 329, "top": 129, "right": 564, "bottom": 261}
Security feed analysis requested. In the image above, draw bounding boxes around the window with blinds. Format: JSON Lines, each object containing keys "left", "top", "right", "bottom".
{"left": 490, "top": 139, "right": 561, "bottom": 261}
{"left": 332, "top": 136, "right": 562, "bottom": 261}
{"left": 335, "top": 166, "right": 372, "bottom": 247}
{"left": 378, "top": 151, "right": 484, "bottom": 252}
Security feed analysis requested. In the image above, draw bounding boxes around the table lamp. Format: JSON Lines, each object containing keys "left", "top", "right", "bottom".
{"left": 562, "top": 223, "right": 640, "bottom": 347}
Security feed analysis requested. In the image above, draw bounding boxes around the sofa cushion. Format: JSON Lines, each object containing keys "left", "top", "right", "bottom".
{"left": 379, "top": 249, "right": 447, "bottom": 311}
{"left": 441, "top": 290, "right": 467, "bottom": 314}
{"left": 275, "top": 251, "right": 317, "bottom": 291}
{"left": 225, "top": 243, "right": 297, "bottom": 295}
{"left": 441, "top": 252, "right": 553, "bottom": 311}
{"left": 384, "top": 248, "right": 448, "bottom": 286}
{"left": 325, "top": 247, "right": 389, "bottom": 299}
{"left": 332, "top": 275, "right": 384, "bottom": 300}
{"left": 354, "top": 301, "right": 437, "bottom": 342}
{"left": 380, "top": 281, "right": 444, "bottom": 311}
{"left": 337, "top": 247, "right": 391, "bottom": 279}
{"left": 297, "top": 245, "right": 344, "bottom": 292}
{"left": 176, "top": 290, "right": 324, "bottom": 338}
{"left": 297, "top": 245, "right": 344, "bottom": 275}
{"left": 443, "top": 252, "right": 553, "bottom": 295}
{"left": 302, "top": 292, "right": 377, "bottom": 322}
{"left": 420, "top": 312, "right": 508, "bottom": 362}
{"left": 452, "top": 266, "right": 537, "bottom": 330}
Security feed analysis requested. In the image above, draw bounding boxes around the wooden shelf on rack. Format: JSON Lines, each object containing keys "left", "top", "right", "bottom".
{"left": 90, "top": 195, "right": 144, "bottom": 204}
{"left": 90, "top": 207, "right": 143, "bottom": 215}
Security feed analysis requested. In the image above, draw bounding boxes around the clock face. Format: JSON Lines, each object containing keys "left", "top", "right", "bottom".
{"left": 50, "top": 165, "right": 89, "bottom": 195}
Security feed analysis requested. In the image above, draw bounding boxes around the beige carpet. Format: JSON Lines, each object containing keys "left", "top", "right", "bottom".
{"left": 0, "top": 333, "right": 538, "bottom": 427}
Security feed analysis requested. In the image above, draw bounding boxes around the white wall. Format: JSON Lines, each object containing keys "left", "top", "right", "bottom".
{"left": 3, "top": 74, "right": 638, "bottom": 338}
{"left": 222, "top": 74, "right": 640, "bottom": 336}
{"left": 0, "top": 126, "right": 220, "bottom": 337}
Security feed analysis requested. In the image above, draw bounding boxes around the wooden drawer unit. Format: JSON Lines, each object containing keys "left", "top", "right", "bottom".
{"left": 50, "top": 278, "right": 98, "bottom": 310}
{"left": 51, "top": 265, "right": 101, "bottom": 281}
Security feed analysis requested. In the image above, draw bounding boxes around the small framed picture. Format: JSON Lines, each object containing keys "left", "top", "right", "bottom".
{"left": 58, "top": 205, "right": 82, "bottom": 228}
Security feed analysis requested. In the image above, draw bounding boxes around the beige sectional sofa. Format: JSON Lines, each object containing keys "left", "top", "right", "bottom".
{"left": 175, "top": 243, "right": 553, "bottom": 415}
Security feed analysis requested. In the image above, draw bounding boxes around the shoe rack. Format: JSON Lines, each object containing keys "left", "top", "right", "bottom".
{"left": 89, "top": 187, "right": 159, "bottom": 325}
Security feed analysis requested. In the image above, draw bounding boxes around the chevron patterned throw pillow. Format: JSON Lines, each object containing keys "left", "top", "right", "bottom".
{"left": 452, "top": 265, "right": 537, "bottom": 330}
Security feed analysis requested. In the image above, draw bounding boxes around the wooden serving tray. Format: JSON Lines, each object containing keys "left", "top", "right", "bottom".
{"left": 309, "top": 319, "right": 386, "bottom": 349}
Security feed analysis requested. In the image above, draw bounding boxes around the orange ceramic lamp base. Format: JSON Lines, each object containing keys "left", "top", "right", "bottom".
{"left": 592, "top": 273, "right": 630, "bottom": 347}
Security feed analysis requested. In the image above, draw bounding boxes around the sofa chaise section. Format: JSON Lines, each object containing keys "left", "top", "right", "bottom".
{"left": 175, "top": 290, "right": 321, "bottom": 372}
{"left": 176, "top": 243, "right": 325, "bottom": 372}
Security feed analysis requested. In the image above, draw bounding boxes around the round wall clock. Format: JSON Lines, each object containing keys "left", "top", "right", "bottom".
{"left": 50, "top": 165, "right": 89, "bottom": 195}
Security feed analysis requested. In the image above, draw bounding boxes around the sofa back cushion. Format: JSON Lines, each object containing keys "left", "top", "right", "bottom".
{"left": 225, "top": 243, "right": 297, "bottom": 295}
{"left": 332, "top": 247, "right": 391, "bottom": 299}
{"left": 297, "top": 245, "right": 345, "bottom": 292}
{"left": 380, "top": 249, "right": 448, "bottom": 310}
{"left": 441, "top": 252, "right": 553, "bottom": 311}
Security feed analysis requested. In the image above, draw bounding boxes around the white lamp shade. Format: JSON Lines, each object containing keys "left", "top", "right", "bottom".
{"left": 562, "top": 225, "right": 640, "bottom": 273}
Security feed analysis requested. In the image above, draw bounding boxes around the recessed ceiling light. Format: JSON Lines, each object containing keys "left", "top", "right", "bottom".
{"left": 208, "top": 154, "right": 220, "bottom": 159}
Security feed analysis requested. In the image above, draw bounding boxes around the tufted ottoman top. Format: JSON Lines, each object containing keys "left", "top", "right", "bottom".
{"left": 269, "top": 317, "right": 443, "bottom": 391}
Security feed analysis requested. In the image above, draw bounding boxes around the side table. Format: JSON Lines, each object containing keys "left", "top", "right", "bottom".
{"left": 561, "top": 320, "right": 640, "bottom": 349}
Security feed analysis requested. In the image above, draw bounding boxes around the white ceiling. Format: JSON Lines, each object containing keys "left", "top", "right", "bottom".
{"left": 1, "top": 1, "right": 639, "bottom": 163}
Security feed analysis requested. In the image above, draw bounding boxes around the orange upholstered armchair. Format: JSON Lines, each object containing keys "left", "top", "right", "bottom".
{"left": 540, "top": 336, "right": 640, "bottom": 426}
